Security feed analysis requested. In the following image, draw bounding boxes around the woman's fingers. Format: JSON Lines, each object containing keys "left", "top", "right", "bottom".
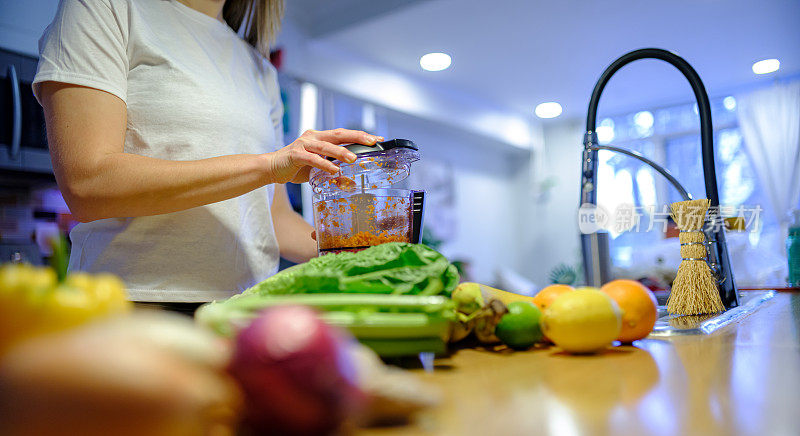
{"left": 308, "top": 128, "right": 383, "bottom": 146}
{"left": 285, "top": 128, "right": 385, "bottom": 178}
{"left": 301, "top": 139, "right": 357, "bottom": 163}
{"left": 291, "top": 149, "right": 340, "bottom": 174}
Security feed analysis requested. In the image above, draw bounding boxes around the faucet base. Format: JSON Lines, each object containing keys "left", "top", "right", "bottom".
{"left": 580, "top": 232, "right": 612, "bottom": 287}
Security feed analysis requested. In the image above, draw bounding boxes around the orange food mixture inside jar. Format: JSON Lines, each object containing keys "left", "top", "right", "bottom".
{"left": 317, "top": 231, "right": 409, "bottom": 252}
{"left": 314, "top": 194, "right": 412, "bottom": 251}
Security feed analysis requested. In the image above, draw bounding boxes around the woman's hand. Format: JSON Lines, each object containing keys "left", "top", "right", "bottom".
{"left": 264, "top": 129, "right": 384, "bottom": 184}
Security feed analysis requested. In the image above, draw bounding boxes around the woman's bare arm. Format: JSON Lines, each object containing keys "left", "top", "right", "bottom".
{"left": 39, "top": 82, "right": 381, "bottom": 222}
{"left": 270, "top": 184, "right": 317, "bottom": 263}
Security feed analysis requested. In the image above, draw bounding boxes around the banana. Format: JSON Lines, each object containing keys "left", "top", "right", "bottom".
{"left": 448, "top": 313, "right": 474, "bottom": 343}
{"left": 472, "top": 283, "right": 536, "bottom": 306}
{"left": 473, "top": 299, "right": 508, "bottom": 344}
{"left": 451, "top": 283, "right": 484, "bottom": 315}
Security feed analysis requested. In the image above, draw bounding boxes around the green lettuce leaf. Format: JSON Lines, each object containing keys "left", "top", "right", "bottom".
{"left": 244, "top": 242, "right": 459, "bottom": 297}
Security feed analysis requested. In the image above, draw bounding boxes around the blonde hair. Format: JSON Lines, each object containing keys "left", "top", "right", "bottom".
{"left": 223, "top": 0, "right": 285, "bottom": 57}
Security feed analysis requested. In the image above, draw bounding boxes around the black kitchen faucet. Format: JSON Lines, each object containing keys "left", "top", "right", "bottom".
{"left": 579, "top": 48, "right": 739, "bottom": 310}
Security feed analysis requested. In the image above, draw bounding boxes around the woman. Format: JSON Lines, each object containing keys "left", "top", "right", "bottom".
{"left": 33, "top": 0, "right": 380, "bottom": 307}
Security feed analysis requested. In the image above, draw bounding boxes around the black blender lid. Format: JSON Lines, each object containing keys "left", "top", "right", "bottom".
{"left": 328, "top": 138, "right": 417, "bottom": 160}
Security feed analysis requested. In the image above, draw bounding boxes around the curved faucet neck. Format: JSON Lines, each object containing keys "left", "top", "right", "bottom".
{"left": 584, "top": 48, "right": 719, "bottom": 207}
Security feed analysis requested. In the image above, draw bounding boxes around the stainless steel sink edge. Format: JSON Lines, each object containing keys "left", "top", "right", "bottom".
{"left": 648, "top": 290, "right": 776, "bottom": 337}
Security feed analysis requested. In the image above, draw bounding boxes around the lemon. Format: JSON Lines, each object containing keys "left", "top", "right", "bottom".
{"left": 540, "top": 287, "right": 622, "bottom": 354}
{"left": 495, "top": 302, "right": 543, "bottom": 349}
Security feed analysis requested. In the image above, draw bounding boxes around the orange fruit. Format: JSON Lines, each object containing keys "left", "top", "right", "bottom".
{"left": 532, "top": 284, "right": 574, "bottom": 311}
{"left": 600, "top": 280, "right": 657, "bottom": 343}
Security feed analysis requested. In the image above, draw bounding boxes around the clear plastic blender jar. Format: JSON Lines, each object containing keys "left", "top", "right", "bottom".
{"left": 309, "top": 139, "right": 424, "bottom": 254}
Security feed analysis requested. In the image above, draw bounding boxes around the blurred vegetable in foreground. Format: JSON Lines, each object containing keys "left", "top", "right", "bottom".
{"left": 348, "top": 341, "right": 442, "bottom": 426}
{"left": 0, "top": 262, "right": 131, "bottom": 355}
{"left": 199, "top": 294, "right": 453, "bottom": 357}
{"left": 0, "top": 312, "right": 240, "bottom": 436}
{"left": 228, "top": 306, "right": 362, "bottom": 435}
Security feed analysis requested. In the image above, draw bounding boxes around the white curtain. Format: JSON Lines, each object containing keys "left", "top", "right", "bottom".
{"left": 736, "top": 81, "right": 800, "bottom": 230}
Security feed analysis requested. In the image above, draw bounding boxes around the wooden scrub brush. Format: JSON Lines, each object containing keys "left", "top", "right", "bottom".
{"left": 667, "top": 199, "right": 725, "bottom": 315}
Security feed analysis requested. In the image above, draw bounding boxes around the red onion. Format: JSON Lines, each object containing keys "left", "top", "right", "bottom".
{"left": 228, "top": 306, "right": 362, "bottom": 435}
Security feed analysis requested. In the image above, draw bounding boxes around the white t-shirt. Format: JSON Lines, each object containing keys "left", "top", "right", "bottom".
{"left": 34, "top": 0, "right": 283, "bottom": 302}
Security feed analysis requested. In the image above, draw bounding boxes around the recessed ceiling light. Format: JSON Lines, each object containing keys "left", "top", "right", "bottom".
{"left": 633, "top": 111, "right": 654, "bottom": 130}
{"left": 420, "top": 53, "right": 451, "bottom": 71}
{"left": 597, "top": 118, "right": 615, "bottom": 144}
{"left": 723, "top": 96, "right": 736, "bottom": 111}
{"left": 752, "top": 58, "right": 780, "bottom": 75}
{"left": 535, "top": 102, "right": 562, "bottom": 119}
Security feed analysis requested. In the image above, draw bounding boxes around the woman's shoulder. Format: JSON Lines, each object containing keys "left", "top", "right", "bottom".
{"left": 54, "top": 0, "right": 131, "bottom": 23}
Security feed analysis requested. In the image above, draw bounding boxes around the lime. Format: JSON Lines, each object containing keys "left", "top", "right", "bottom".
{"left": 495, "top": 301, "right": 543, "bottom": 349}
{"left": 541, "top": 287, "right": 621, "bottom": 354}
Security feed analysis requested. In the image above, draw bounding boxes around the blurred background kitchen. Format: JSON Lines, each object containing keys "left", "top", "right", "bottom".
{"left": 1, "top": 0, "right": 798, "bottom": 291}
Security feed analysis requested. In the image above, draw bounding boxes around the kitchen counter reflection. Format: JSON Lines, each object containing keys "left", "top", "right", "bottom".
{"left": 358, "top": 293, "right": 800, "bottom": 436}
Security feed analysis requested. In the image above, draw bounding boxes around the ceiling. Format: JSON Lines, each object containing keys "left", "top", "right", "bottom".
{"left": 284, "top": 0, "right": 432, "bottom": 38}
{"left": 285, "top": 0, "right": 800, "bottom": 121}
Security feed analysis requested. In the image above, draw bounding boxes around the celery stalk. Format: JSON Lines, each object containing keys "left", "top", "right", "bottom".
{"left": 222, "top": 293, "right": 453, "bottom": 313}
{"left": 358, "top": 338, "right": 446, "bottom": 357}
{"left": 320, "top": 311, "right": 449, "bottom": 340}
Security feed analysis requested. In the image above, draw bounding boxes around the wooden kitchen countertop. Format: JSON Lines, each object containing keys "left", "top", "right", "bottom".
{"left": 360, "top": 293, "right": 800, "bottom": 436}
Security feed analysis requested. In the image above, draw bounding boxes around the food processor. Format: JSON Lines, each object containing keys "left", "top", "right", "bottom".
{"left": 309, "top": 139, "right": 425, "bottom": 254}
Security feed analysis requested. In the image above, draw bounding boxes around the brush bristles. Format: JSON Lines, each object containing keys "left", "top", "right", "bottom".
{"left": 670, "top": 199, "right": 710, "bottom": 230}
{"left": 668, "top": 260, "right": 724, "bottom": 315}
{"left": 667, "top": 198, "right": 725, "bottom": 315}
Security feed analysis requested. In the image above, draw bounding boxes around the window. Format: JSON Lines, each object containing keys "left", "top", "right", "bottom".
{"left": 596, "top": 96, "right": 770, "bottom": 268}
